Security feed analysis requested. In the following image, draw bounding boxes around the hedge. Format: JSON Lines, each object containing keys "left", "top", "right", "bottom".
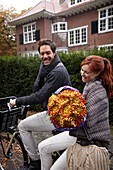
{"left": 0, "top": 48, "right": 113, "bottom": 124}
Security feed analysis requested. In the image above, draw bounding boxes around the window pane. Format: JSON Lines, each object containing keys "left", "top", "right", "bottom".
{"left": 25, "top": 34, "right": 27, "bottom": 42}
{"left": 71, "top": 0, "right": 75, "bottom": 5}
{"left": 110, "top": 46, "right": 113, "bottom": 50}
{"left": 28, "top": 25, "right": 31, "bottom": 31}
{"left": 32, "top": 24, "right": 36, "bottom": 30}
{"left": 60, "top": 24, "right": 66, "bottom": 30}
{"left": 71, "top": 0, "right": 90, "bottom": 5}
{"left": 100, "top": 10, "right": 106, "bottom": 18}
{"left": 29, "top": 33, "right": 32, "bottom": 41}
{"left": 108, "top": 46, "right": 113, "bottom": 50}
{"left": 53, "top": 24, "right": 57, "bottom": 32}
{"left": 108, "top": 8, "right": 113, "bottom": 16}
{"left": 77, "top": 0, "right": 82, "bottom": 3}
{"left": 70, "top": 31, "right": 74, "bottom": 44}
{"left": 75, "top": 29, "right": 80, "bottom": 44}
{"left": 100, "top": 19, "right": 106, "bottom": 31}
{"left": 108, "top": 18, "right": 113, "bottom": 29}
{"left": 81, "top": 28, "right": 86, "bottom": 43}
{"left": 33, "top": 32, "right": 36, "bottom": 41}
{"left": 24, "top": 27, "right": 27, "bottom": 32}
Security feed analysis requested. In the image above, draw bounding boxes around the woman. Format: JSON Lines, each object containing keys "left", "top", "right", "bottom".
{"left": 38, "top": 55, "right": 113, "bottom": 170}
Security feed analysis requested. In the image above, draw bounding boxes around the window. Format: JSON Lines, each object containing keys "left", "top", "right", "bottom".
{"left": 71, "top": 0, "right": 75, "bottom": 5}
{"left": 21, "top": 51, "right": 39, "bottom": 57}
{"left": 68, "top": 26, "right": 88, "bottom": 47}
{"left": 52, "top": 22, "right": 67, "bottom": 33}
{"left": 98, "top": 44, "right": 113, "bottom": 51}
{"left": 70, "top": 31, "right": 74, "bottom": 45}
{"left": 69, "top": 0, "right": 90, "bottom": 7}
{"left": 53, "top": 24, "right": 58, "bottom": 32}
{"left": 60, "top": 23, "right": 66, "bottom": 30}
{"left": 98, "top": 5, "right": 113, "bottom": 33}
{"left": 23, "top": 23, "right": 36, "bottom": 44}
{"left": 56, "top": 47, "right": 68, "bottom": 53}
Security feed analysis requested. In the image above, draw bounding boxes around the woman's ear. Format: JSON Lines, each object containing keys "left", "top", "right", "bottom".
{"left": 95, "top": 71, "right": 101, "bottom": 77}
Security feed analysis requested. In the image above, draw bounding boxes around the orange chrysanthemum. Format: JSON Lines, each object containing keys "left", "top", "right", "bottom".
{"left": 47, "top": 87, "right": 87, "bottom": 130}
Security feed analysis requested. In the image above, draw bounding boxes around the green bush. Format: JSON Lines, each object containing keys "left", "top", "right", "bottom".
{"left": 0, "top": 48, "right": 113, "bottom": 123}
{"left": 0, "top": 55, "right": 43, "bottom": 111}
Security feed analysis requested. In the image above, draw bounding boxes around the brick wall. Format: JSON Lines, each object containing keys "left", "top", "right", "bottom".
{"left": 16, "top": 5, "right": 113, "bottom": 55}
{"left": 52, "top": 8, "right": 113, "bottom": 51}
{"left": 16, "top": 18, "right": 52, "bottom": 55}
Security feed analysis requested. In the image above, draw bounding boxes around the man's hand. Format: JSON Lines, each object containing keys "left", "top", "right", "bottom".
{"left": 9, "top": 99, "right": 16, "bottom": 107}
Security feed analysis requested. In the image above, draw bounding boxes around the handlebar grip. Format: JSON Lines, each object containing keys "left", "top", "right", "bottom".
{"left": 7, "top": 103, "right": 17, "bottom": 111}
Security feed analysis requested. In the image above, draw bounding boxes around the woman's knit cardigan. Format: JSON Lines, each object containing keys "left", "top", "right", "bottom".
{"left": 69, "top": 77, "right": 110, "bottom": 148}
{"left": 66, "top": 143, "right": 109, "bottom": 170}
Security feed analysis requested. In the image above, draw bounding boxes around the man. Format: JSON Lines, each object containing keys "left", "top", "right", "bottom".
{"left": 10, "top": 39, "right": 72, "bottom": 170}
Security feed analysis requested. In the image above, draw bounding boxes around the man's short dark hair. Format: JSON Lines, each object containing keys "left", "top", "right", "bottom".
{"left": 38, "top": 39, "right": 56, "bottom": 53}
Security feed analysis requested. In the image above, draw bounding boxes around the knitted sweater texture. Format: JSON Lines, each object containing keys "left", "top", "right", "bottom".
{"left": 69, "top": 77, "right": 110, "bottom": 147}
{"left": 66, "top": 143, "right": 109, "bottom": 170}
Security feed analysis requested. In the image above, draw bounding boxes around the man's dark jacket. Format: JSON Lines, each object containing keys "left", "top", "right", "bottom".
{"left": 16, "top": 53, "right": 71, "bottom": 109}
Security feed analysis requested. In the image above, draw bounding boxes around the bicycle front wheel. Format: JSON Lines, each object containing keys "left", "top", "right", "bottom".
{"left": 0, "top": 131, "right": 28, "bottom": 170}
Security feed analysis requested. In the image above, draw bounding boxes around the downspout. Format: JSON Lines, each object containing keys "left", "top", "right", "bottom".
{"left": 50, "top": 18, "right": 52, "bottom": 41}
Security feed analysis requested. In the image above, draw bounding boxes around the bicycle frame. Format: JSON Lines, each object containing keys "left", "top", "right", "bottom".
{"left": 0, "top": 129, "right": 19, "bottom": 158}
{"left": 0, "top": 97, "right": 29, "bottom": 169}
{"left": 0, "top": 163, "right": 4, "bottom": 170}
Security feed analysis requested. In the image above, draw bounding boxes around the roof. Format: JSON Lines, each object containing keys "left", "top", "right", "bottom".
{"left": 10, "top": 0, "right": 113, "bottom": 26}
{"left": 57, "top": 0, "right": 112, "bottom": 16}
{"left": 10, "top": 0, "right": 56, "bottom": 25}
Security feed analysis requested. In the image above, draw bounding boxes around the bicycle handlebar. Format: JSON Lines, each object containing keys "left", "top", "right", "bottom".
{"left": 0, "top": 96, "right": 29, "bottom": 132}
{"left": 7, "top": 102, "right": 17, "bottom": 111}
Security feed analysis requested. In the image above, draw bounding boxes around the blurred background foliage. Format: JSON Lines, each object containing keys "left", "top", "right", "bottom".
{"left": 0, "top": 47, "right": 113, "bottom": 124}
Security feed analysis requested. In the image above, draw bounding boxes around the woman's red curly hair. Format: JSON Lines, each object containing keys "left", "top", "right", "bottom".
{"left": 81, "top": 55, "right": 113, "bottom": 98}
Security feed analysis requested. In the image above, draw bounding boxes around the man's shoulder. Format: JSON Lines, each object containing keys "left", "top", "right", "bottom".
{"left": 54, "top": 63, "right": 67, "bottom": 71}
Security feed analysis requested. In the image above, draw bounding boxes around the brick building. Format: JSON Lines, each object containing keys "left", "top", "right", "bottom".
{"left": 10, "top": 0, "right": 113, "bottom": 56}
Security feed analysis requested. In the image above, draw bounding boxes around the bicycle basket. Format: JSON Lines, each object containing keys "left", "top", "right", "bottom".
{"left": 0, "top": 97, "right": 28, "bottom": 132}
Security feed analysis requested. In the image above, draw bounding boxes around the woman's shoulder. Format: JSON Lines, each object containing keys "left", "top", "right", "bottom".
{"left": 85, "top": 80, "right": 107, "bottom": 96}
{"left": 87, "top": 80, "right": 103, "bottom": 89}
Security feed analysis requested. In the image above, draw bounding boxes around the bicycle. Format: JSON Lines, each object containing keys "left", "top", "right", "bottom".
{"left": 0, "top": 96, "right": 29, "bottom": 170}
{"left": 0, "top": 96, "right": 113, "bottom": 170}
{"left": 0, "top": 97, "right": 63, "bottom": 170}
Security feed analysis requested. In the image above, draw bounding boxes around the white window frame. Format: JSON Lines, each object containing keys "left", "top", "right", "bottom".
{"left": 56, "top": 47, "right": 68, "bottom": 53}
{"left": 98, "top": 5, "right": 113, "bottom": 34}
{"left": 98, "top": 44, "right": 113, "bottom": 51}
{"left": 52, "top": 22, "right": 67, "bottom": 33}
{"left": 68, "top": 0, "right": 90, "bottom": 8}
{"left": 23, "top": 22, "right": 36, "bottom": 44}
{"left": 68, "top": 25, "right": 88, "bottom": 47}
{"left": 21, "top": 50, "right": 39, "bottom": 57}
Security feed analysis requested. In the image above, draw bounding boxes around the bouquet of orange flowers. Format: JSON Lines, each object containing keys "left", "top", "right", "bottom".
{"left": 47, "top": 86, "right": 87, "bottom": 131}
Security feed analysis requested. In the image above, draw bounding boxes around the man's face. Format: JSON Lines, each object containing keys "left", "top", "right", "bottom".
{"left": 40, "top": 45, "right": 56, "bottom": 65}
